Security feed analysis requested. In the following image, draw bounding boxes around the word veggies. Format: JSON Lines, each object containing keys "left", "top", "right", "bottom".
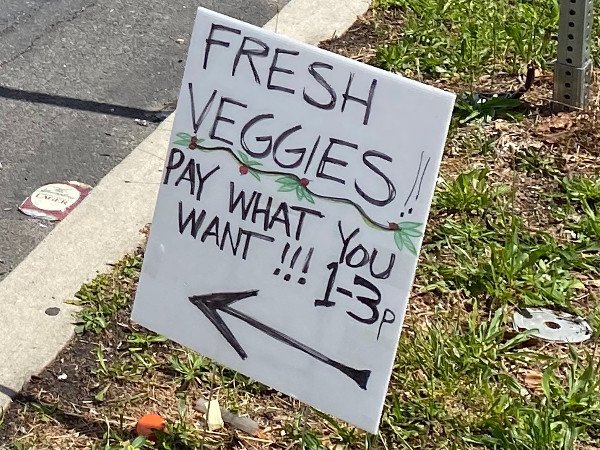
{"left": 184, "top": 22, "right": 397, "bottom": 211}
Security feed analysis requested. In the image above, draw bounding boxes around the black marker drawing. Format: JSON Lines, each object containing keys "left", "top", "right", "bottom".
{"left": 377, "top": 309, "right": 396, "bottom": 340}
{"left": 415, "top": 157, "right": 431, "bottom": 201}
{"left": 404, "top": 151, "right": 424, "bottom": 208}
{"left": 274, "top": 244, "right": 314, "bottom": 284}
{"left": 399, "top": 208, "right": 412, "bottom": 218}
{"left": 189, "top": 290, "right": 371, "bottom": 389}
{"left": 177, "top": 137, "right": 391, "bottom": 230}
{"left": 403, "top": 151, "right": 432, "bottom": 208}
{"left": 170, "top": 133, "right": 426, "bottom": 255}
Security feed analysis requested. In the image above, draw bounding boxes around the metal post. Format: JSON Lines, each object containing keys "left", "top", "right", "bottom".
{"left": 554, "top": 0, "right": 594, "bottom": 109}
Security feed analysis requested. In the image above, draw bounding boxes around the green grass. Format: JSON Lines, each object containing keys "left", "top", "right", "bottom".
{"left": 373, "top": 0, "right": 559, "bottom": 79}
{"left": 72, "top": 254, "right": 142, "bottom": 333}
{"left": 54, "top": 159, "right": 596, "bottom": 450}
{"left": 434, "top": 168, "right": 509, "bottom": 213}
{"left": 454, "top": 94, "right": 523, "bottom": 124}
{"left": 380, "top": 310, "right": 600, "bottom": 449}
{"left": 50, "top": 167, "right": 596, "bottom": 449}
{"left": 7, "top": 184, "right": 599, "bottom": 449}
{"left": 373, "top": 0, "right": 600, "bottom": 83}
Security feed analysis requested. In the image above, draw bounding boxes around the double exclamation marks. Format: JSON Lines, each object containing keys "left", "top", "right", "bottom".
{"left": 402, "top": 151, "right": 432, "bottom": 217}
{"left": 273, "top": 243, "right": 314, "bottom": 285}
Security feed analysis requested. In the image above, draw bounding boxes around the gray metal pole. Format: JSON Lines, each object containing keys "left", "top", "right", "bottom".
{"left": 553, "top": 0, "right": 594, "bottom": 109}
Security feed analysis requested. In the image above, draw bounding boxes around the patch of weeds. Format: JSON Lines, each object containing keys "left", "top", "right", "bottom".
{"left": 573, "top": 202, "right": 600, "bottom": 240}
{"left": 444, "top": 227, "right": 585, "bottom": 308}
{"left": 381, "top": 308, "right": 534, "bottom": 448}
{"left": 593, "top": 0, "right": 600, "bottom": 66}
{"left": 561, "top": 175, "right": 600, "bottom": 207}
{"left": 454, "top": 94, "right": 523, "bottom": 124}
{"left": 428, "top": 216, "right": 498, "bottom": 250}
{"left": 418, "top": 216, "right": 498, "bottom": 293}
{"left": 168, "top": 349, "right": 208, "bottom": 389}
{"left": 126, "top": 331, "right": 168, "bottom": 348}
{"left": 384, "top": 309, "right": 600, "bottom": 449}
{"left": 8, "top": 444, "right": 38, "bottom": 450}
{"left": 125, "top": 332, "right": 168, "bottom": 370}
{"left": 586, "top": 298, "right": 600, "bottom": 335}
{"left": 88, "top": 422, "right": 139, "bottom": 450}
{"left": 515, "top": 146, "right": 562, "bottom": 177}
{"left": 154, "top": 398, "right": 209, "bottom": 450}
{"left": 551, "top": 175, "right": 600, "bottom": 247}
{"left": 94, "top": 436, "right": 148, "bottom": 450}
{"left": 95, "top": 344, "right": 148, "bottom": 383}
{"left": 73, "top": 254, "right": 142, "bottom": 333}
{"left": 426, "top": 210, "right": 587, "bottom": 308}
{"left": 434, "top": 168, "right": 508, "bottom": 214}
{"left": 284, "top": 415, "right": 327, "bottom": 450}
{"left": 373, "top": 0, "right": 559, "bottom": 78}
{"left": 315, "top": 411, "right": 363, "bottom": 448}
{"left": 418, "top": 308, "right": 534, "bottom": 379}
{"left": 217, "top": 368, "right": 272, "bottom": 399}
{"left": 469, "top": 349, "right": 600, "bottom": 449}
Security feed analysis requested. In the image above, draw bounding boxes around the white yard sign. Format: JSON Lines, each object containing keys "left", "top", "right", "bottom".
{"left": 133, "top": 7, "right": 455, "bottom": 433}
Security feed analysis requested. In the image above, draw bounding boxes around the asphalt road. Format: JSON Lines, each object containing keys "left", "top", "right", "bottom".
{"left": 0, "top": 0, "right": 287, "bottom": 281}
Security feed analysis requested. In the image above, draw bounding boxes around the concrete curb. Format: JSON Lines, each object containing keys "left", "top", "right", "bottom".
{"left": 263, "top": 0, "right": 369, "bottom": 44}
{"left": 0, "top": 116, "right": 172, "bottom": 408}
{"left": 0, "top": 0, "right": 370, "bottom": 410}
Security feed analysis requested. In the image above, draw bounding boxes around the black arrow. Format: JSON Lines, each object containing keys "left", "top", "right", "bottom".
{"left": 189, "top": 290, "right": 371, "bottom": 390}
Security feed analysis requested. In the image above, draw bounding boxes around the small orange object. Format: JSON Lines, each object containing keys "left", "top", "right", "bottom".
{"left": 136, "top": 413, "right": 165, "bottom": 439}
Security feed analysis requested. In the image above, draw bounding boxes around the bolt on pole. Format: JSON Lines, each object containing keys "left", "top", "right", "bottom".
{"left": 553, "top": 0, "right": 594, "bottom": 109}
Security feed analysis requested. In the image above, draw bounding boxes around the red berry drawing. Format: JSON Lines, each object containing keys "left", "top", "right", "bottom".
{"left": 388, "top": 222, "right": 400, "bottom": 230}
{"left": 239, "top": 165, "right": 249, "bottom": 175}
{"left": 189, "top": 136, "right": 198, "bottom": 149}
{"left": 300, "top": 178, "right": 309, "bottom": 187}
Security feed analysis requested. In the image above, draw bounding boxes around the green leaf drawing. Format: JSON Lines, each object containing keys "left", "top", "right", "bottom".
{"left": 250, "top": 170, "right": 261, "bottom": 181}
{"left": 238, "top": 149, "right": 263, "bottom": 167}
{"left": 403, "top": 235, "right": 417, "bottom": 255}
{"left": 238, "top": 151, "right": 250, "bottom": 164}
{"left": 393, "top": 222, "right": 423, "bottom": 256}
{"left": 174, "top": 132, "right": 192, "bottom": 146}
{"left": 275, "top": 177, "right": 315, "bottom": 204}
{"left": 394, "top": 231, "right": 404, "bottom": 252}
{"left": 276, "top": 176, "right": 299, "bottom": 186}
{"left": 302, "top": 188, "right": 315, "bottom": 204}
{"left": 398, "top": 221, "right": 422, "bottom": 229}
{"left": 293, "top": 186, "right": 315, "bottom": 203}
{"left": 400, "top": 227, "right": 423, "bottom": 238}
{"left": 278, "top": 184, "right": 298, "bottom": 192}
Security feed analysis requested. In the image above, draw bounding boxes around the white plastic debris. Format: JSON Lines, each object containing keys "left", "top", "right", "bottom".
{"left": 513, "top": 307, "right": 592, "bottom": 343}
{"left": 206, "top": 399, "right": 224, "bottom": 431}
{"left": 194, "top": 396, "right": 258, "bottom": 435}
{"left": 176, "top": 38, "right": 185, "bottom": 44}
{"left": 134, "top": 119, "right": 149, "bottom": 127}
{"left": 57, "top": 373, "right": 68, "bottom": 381}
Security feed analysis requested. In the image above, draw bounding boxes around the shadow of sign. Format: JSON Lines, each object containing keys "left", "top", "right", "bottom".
{"left": 0, "top": 384, "right": 18, "bottom": 400}
{"left": 0, "top": 85, "right": 165, "bottom": 120}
